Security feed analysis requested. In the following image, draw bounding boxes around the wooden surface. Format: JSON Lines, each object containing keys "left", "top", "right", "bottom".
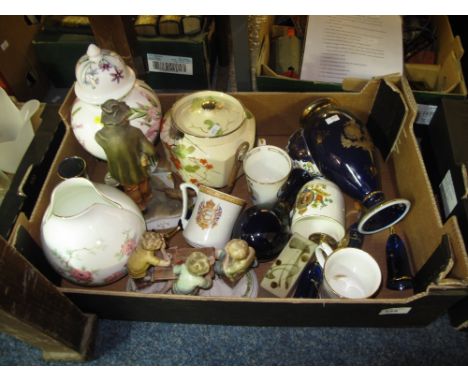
{"left": 0, "top": 234, "right": 97, "bottom": 361}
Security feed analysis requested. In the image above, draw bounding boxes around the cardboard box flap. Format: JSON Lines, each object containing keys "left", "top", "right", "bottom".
{"left": 414, "top": 235, "right": 453, "bottom": 293}
{"left": 436, "top": 52, "right": 463, "bottom": 93}
{"left": 451, "top": 35, "right": 464, "bottom": 61}
{"left": 435, "top": 16, "right": 464, "bottom": 64}
{"left": 367, "top": 80, "right": 407, "bottom": 160}
{"left": 443, "top": 216, "right": 468, "bottom": 281}
{"left": 0, "top": 104, "right": 59, "bottom": 240}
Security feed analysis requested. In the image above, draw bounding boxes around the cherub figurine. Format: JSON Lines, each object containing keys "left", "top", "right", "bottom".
{"left": 214, "top": 239, "right": 257, "bottom": 284}
{"left": 172, "top": 251, "right": 213, "bottom": 295}
{"left": 127, "top": 231, "right": 171, "bottom": 289}
{"left": 96, "top": 99, "right": 157, "bottom": 211}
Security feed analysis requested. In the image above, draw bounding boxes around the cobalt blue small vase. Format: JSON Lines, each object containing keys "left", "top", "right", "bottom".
{"left": 293, "top": 260, "right": 323, "bottom": 298}
{"left": 296, "top": 98, "right": 411, "bottom": 235}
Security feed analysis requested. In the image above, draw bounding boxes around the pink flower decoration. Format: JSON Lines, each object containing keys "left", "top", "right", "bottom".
{"left": 121, "top": 238, "right": 137, "bottom": 257}
{"left": 70, "top": 268, "right": 93, "bottom": 283}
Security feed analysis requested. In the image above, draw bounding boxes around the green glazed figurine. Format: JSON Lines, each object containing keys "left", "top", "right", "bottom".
{"left": 96, "top": 99, "right": 157, "bottom": 211}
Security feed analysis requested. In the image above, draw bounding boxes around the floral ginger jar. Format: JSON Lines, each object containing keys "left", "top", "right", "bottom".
{"left": 40, "top": 177, "right": 146, "bottom": 286}
{"left": 160, "top": 91, "right": 256, "bottom": 188}
{"left": 70, "top": 44, "right": 162, "bottom": 161}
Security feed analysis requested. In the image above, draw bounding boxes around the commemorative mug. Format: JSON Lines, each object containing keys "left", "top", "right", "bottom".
{"left": 315, "top": 242, "right": 382, "bottom": 299}
{"left": 243, "top": 138, "right": 292, "bottom": 209}
{"left": 180, "top": 182, "right": 245, "bottom": 248}
{"left": 291, "top": 177, "right": 346, "bottom": 247}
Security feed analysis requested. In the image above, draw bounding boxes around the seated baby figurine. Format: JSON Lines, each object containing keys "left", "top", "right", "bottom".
{"left": 127, "top": 231, "right": 171, "bottom": 287}
{"left": 215, "top": 239, "right": 257, "bottom": 284}
{"left": 172, "top": 251, "right": 213, "bottom": 295}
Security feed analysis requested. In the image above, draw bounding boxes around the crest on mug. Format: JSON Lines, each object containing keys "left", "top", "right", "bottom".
{"left": 196, "top": 199, "right": 223, "bottom": 230}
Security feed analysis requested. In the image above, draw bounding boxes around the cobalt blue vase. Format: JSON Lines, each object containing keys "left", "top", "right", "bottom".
{"left": 293, "top": 98, "right": 411, "bottom": 235}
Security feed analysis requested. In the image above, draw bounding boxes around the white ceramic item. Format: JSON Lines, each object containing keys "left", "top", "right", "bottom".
{"left": 179, "top": 182, "right": 245, "bottom": 249}
{"left": 41, "top": 177, "right": 146, "bottom": 286}
{"left": 315, "top": 242, "right": 382, "bottom": 299}
{"left": 243, "top": 139, "right": 292, "bottom": 208}
{"left": 160, "top": 90, "right": 256, "bottom": 188}
{"left": 70, "top": 44, "right": 162, "bottom": 161}
{"left": 0, "top": 89, "right": 40, "bottom": 173}
{"left": 291, "top": 177, "right": 346, "bottom": 246}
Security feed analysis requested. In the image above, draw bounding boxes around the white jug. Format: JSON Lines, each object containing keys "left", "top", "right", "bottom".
{"left": 41, "top": 178, "right": 146, "bottom": 286}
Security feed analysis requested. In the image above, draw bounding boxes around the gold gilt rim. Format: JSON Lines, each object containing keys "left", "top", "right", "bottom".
{"left": 362, "top": 190, "right": 383, "bottom": 204}
{"left": 199, "top": 184, "right": 246, "bottom": 206}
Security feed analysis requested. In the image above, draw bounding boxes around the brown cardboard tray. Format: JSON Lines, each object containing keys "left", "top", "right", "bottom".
{"left": 9, "top": 77, "right": 468, "bottom": 327}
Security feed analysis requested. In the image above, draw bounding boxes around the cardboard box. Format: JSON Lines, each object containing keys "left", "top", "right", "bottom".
{"left": 256, "top": 16, "right": 466, "bottom": 101}
{"left": 0, "top": 16, "right": 50, "bottom": 101}
{"left": 32, "top": 32, "right": 95, "bottom": 88}
{"left": 5, "top": 77, "right": 468, "bottom": 327}
{"left": 405, "top": 16, "right": 466, "bottom": 103}
{"left": 136, "top": 19, "right": 216, "bottom": 90}
{"left": 449, "top": 295, "right": 468, "bottom": 331}
{"left": 255, "top": 21, "right": 341, "bottom": 92}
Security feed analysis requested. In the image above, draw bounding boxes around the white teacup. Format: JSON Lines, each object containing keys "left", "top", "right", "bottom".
{"left": 291, "top": 178, "right": 345, "bottom": 246}
{"left": 180, "top": 183, "right": 245, "bottom": 249}
{"left": 243, "top": 139, "right": 292, "bottom": 209}
{"left": 315, "top": 242, "right": 382, "bottom": 299}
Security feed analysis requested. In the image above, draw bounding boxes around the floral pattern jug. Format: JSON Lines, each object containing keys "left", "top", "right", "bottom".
{"left": 40, "top": 178, "right": 146, "bottom": 286}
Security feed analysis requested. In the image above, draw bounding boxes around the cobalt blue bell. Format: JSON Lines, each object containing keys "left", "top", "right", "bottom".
{"left": 386, "top": 230, "right": 413, "bottom": 291}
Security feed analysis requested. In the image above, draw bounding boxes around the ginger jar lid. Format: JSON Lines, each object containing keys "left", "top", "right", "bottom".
{"left": 74, "top": 44, "right": 136, "bottom": 105}
{"left": 171, "top": 91, "right": 246, "bottom": 138}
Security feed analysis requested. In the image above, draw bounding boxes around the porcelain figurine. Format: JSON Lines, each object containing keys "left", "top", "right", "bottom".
{"left": 214, "top": 239, "right": 257, "bottom": 285}
{"left": 386, "top": 229, "right": 413, "bottom": 291}
{"left": 127, "top": 231, "right": 171, "bottom": 285}
{"left": 40, "top": 177, "right": 146, "bottom": 286}
{"left": 160, "top": 90, "right": 256, "bottom": 188}
{"left": 232, "top": 168, "right": 313, "bottom": 262}
{"left": 288, "top": 98, "right": 411, "bottom": 234}
{"left": 70, "top": 44, "right": 162, "bottom": 161}
{"left": 96, "top": 99, "right": 157, "bottom": 211}
{"left": 172, "top": 251, "right": 214, "bottom": 295}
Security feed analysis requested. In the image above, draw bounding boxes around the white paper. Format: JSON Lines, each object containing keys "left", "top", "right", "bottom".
{"left": 379, "top": 307, "right": 412, "bottom": 315}
{"left": 439, "top": 170, "right": 458, "bottom": 218}
{"left": 300, "top": 16, "right": 403, "bottom": 83}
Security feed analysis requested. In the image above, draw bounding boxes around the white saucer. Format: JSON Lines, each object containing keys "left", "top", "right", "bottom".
{"left": 199, "top": 270, "right": 259, "bottom": 298}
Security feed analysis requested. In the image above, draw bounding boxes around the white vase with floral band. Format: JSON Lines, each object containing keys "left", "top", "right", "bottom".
{"left": 40, "top": 177, "right": 146, "bottom": 286}
{"left": 160, "top": 90, "right": 256, "bottom": 188}
{"left": 179, "top": 182, "right": 246, "bottom": 248}
{"left": 70, "top": 44, "right": 162, "bottom": 161}
{"left": 291, "top": 177, "right": 346, "bottom": 247}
